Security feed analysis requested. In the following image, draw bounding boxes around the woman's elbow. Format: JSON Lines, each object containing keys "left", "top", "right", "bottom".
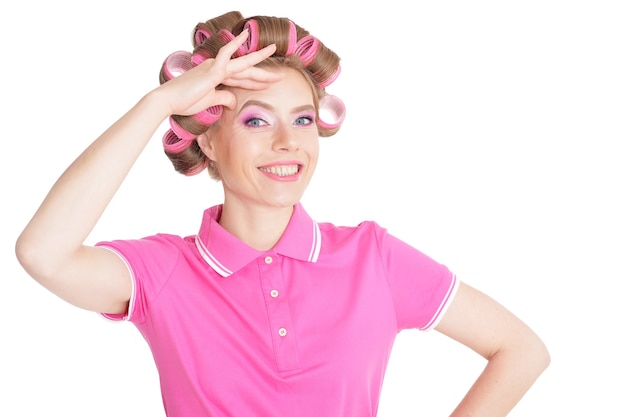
{"left": 15, "top": 231, "right": 56, "bottom": 283}
{"left": 534, "top": 336, "right": 551, "bottom": 373}
{"left": 518, "top": 330, "right": 551, "bottom": 379}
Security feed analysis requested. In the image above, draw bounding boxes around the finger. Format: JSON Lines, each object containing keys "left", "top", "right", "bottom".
{"left": 223, "top": 79, "right": 280, "bottom": 91}
{"left": 211, "top": 90, "right": 237, "bottom": 109}
{"left": 224, "top": 66, "right": 284, "bottom": 85}
{"left": 194, "top": 42, "right": 276, "bottom": 78}
{"left": 214, "top": 29, "right": 251, "bottom": 62}
{"left": 225, "top": 43, "right": 277, "bottom": 73}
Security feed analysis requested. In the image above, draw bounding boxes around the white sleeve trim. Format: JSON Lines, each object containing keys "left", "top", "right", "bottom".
{"left": 420, "top": 273, "right": 459, "bottom": 332}
{"left": 96, "top": 246, "right": 136, "bottom": 322}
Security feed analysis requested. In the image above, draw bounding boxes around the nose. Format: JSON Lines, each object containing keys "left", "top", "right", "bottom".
{"left": 272, "top": 123, "right": 299, "bottom": 152}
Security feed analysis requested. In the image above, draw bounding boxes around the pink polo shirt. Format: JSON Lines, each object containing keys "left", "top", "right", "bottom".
{"left": 97, "top": 203, "right": 458, "bottom": 417}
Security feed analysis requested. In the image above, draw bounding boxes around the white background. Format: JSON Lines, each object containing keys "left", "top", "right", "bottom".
{"left": 1, "top": 0, "right": 624, "bottom": 415}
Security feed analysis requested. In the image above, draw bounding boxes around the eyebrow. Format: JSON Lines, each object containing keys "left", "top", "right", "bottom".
{"left": 239, "top": 100, "right": 316, "bottom": 115}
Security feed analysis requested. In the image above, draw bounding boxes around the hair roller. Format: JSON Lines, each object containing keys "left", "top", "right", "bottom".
{"left": 164, "top": 108, "right": 222, "bottom": 160}
{"left": 317, "top": 65, "right": 341, "bottom": 88}
{"left": 163, "top": 129, "right": 194, "bottom": 154}
{"left": 193, "top": 105, "right": 223, "bottom": 125}
{"left": 194, "top": 28, "right": 211, "bottom": 46}
{"left": 164, "top": 138, "right": 209, "bottom": 176}
{"left": 286, "top": 21, "right": 297, "bottom": 55}
{"left": 215, "top": 29, "right": 247, "bottom": 57}
{"left": 191, "top": 49, "right": 213, "bottom": 66}
{"left": 193, "top": 11, "right": 243, "bottom": 47}
{"left": 293, "top": 35, "right": 320, "bottom": 66}
{"left": 196, "top": 31, "right": 232, "bottom": 61}
{"left": 159, "top": 51, "right": 193, "bottom": 84}
{"left": 243, "top": 19, "right": 259, "bottom": 52}
{"left": 303, "top": 41, "right": 340, "bottom": 88}
{"left": 248, "top": 16, "right": 295, "bottom": 55}
{"left": 169, "top": 117, "right": 196, "bottom": 141}
{"left": 317, "top": 95, "right": 346, "bottom": 130}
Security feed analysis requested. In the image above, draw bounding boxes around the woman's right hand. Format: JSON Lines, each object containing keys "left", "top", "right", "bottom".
{"left": 154, "top": 29, "right": 281, "bottom": 117}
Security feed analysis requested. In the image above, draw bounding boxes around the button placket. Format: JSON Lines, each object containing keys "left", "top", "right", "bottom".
{"left": 258, "top": 254, "right": 300, "bottom": 373}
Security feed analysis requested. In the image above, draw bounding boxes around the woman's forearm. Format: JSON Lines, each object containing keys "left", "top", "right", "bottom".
{"left": 436, "top": 282, "right": 550, "bottom": 417}
{"left": 449, "top": 338, "right": 550, "bottom": 416}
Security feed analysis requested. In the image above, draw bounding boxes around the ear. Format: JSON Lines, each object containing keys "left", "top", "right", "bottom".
{"left": 196, "top": 130, "right": 218, "bottom": 161}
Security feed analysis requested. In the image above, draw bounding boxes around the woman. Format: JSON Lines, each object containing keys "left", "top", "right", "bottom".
{"left": 15, "top": 11, "right": 549, "bottom": 417}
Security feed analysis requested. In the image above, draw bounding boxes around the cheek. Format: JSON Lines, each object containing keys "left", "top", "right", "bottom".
{"left": 219, "top": 140, "right": 262, "bottom": 173}
{"left": 305, "top": 137, "right": 320, "bottom": 158}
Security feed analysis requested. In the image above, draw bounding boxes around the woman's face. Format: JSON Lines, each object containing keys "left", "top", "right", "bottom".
{"left": 200, "top": 68, "right": 320, "bottom": 210}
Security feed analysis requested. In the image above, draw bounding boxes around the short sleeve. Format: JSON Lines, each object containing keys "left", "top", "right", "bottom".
{"left": 95, "top": 234, "right": 181, "bottom": 324}
{"left": 374, "top": 224, "right": 458, "bottom": 331}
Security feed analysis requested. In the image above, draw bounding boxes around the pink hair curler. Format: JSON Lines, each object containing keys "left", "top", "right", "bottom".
{"left": 286, "top": 21, "right": 297, "bottom": 55}
{"left": 318, "top": 65, "right": 342, "bottom": 88}
{"left": 216, "top": 29, "right": 247, "bottom": 57}
{"left": 293, "top": 35, "right": 320, "bottom": 66}
{"left": 191, "top": 50, "right": 213, "bottom": 66}
{"left": 162, "top": 129, "right": 194, "bottom": 154}
{"left": 193, "top": 105, "right": 223, "bottom": 125}
{"left": 162, "top": 51, "right": 193, "bottom": 80}
{"left": 243, "top": 19, "right": 259, "bottom": 52}
{"left": 194, "top": 28, "right": 211, "bottom": 46}
{"left": 169, "top": 117, "right": 196, "bottom": 141}
{"left": 317, "top": 95, "right": 346, "bottom": 130}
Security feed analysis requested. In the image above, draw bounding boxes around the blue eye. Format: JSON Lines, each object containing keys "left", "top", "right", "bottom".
{"left": 294, "top": 116, "right": 314, "bottom": 126}
{"left": 245, "top": 117, "right": 267, "bottom": 127}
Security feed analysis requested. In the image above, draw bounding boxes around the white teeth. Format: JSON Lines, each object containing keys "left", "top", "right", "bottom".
{"left": 259, "top": 165, "right": 299, "bottom": 176}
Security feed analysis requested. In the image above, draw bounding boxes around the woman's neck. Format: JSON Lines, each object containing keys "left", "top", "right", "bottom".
{"left": 218, "top": 201, "right": 295, "bottom": 251}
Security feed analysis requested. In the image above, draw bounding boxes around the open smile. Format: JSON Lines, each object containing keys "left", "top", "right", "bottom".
{"left": 258, "top": 164, "right": 302, "bottom": 177}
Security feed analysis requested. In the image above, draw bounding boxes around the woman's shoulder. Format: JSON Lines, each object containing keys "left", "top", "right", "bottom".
{"left": 318, "top": 219, "right": 382, "bottom": 233}
{"left": 316, "top": 219, "right": 387, "bottom": 247}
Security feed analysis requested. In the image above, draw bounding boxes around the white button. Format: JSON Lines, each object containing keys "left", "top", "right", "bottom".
{"left": 278, "top": 327, "right": 287, "bottom": 337}
{"left": 264, "top": 256, "right": 273, "bottom": 264}
{"left": 270, "top": 289, "right": 279, "bottom": 298}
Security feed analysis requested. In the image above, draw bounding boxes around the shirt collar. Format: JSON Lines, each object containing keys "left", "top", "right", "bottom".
{"left": 195, "top": 203, "right": 321, "bottom": 277}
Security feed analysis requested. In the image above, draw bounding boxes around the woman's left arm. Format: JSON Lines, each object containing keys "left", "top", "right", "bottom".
{"left": 435, "top": 281, "right": 551, "bottom": 416}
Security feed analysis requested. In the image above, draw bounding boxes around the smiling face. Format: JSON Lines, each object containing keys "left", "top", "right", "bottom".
{"left": 198, "top": 67, "right": 320, "bottom": 210}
